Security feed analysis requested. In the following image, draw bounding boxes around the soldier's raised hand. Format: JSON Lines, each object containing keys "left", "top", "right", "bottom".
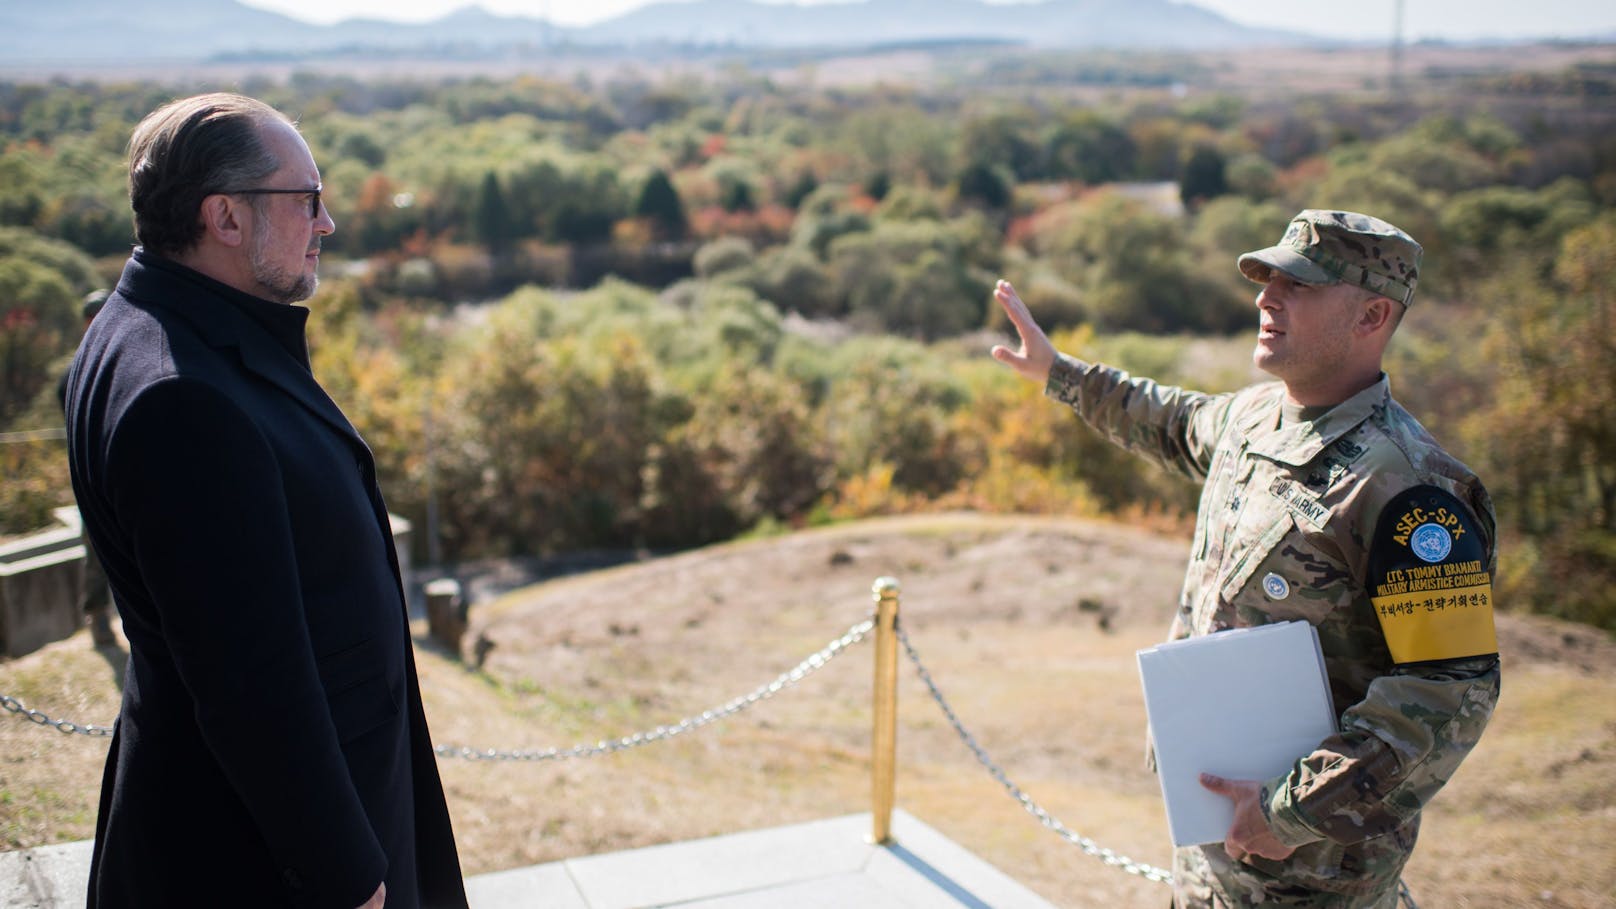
{"left": 989, "top": 279, "right": 1057, "bottom": 385}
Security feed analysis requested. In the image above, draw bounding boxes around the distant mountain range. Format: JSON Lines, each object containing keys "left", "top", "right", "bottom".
{"left": 1, "top": 0, "right": 1325, "bottom": 63}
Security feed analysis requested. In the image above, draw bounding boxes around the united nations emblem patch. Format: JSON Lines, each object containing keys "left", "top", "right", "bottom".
{"left": 1262, "top": 572, "right": 1290, "bottom": 600}
{"left": 1410, "top": 523, "right": 1453, "bottom": 563}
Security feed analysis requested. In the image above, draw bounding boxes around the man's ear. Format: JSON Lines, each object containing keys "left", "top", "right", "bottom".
{"left": 198, "top": 194, "right": 248, "bottom": 249}
{"left": 1356, "top": 295, "right": 1397, "bottom": 337}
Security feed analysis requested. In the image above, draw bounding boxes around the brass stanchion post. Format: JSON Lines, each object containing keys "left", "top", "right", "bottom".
{"left": 869, "top": 576, "right": 900, "bottom": 844}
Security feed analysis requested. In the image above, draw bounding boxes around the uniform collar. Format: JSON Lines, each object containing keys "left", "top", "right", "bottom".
{"left": 1237, "top": 374, "right": 1389, "bottom": 467}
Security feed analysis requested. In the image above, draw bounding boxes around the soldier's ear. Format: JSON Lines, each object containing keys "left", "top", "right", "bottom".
{"left": 1356, "top": 295, "right": 1397, "bottom": 337}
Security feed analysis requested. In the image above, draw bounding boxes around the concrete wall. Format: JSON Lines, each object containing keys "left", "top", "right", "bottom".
{"left": 0, "top": 526, "right": 85, "bottom": 659}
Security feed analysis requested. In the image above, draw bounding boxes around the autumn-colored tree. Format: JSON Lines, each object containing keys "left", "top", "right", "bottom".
{"left": 1465, "top": 215, "right": 1616, "bottom": 629}
{"left": 0, "top": 229, "right": 97, "bottom": 425}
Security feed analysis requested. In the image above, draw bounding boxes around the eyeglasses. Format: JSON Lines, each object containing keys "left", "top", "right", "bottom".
{"left": 225, "top": 186, "right": 322, "bottom": 218}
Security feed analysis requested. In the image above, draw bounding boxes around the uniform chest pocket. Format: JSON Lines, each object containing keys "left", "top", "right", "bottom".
{"left": 1196, "top": 448, "right": 1256, "bottom": 562}
{"left": 1218, "top": 513, "right": 1295, "bottom": 603}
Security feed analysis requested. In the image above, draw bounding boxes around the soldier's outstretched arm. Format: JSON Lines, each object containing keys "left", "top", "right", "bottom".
{"left": 990, "top": 279, "right": 1066, "bottom": 384}
{"left": 994, "top": 276, "right": 1229, "bottom": 479}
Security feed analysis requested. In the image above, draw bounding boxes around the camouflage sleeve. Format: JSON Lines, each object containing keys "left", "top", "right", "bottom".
{"left": 1261, "top": 656, "right": 1500, "bottom": 847}
{"left": 1044, "top": 353, "right": 1228, "bottom": 480}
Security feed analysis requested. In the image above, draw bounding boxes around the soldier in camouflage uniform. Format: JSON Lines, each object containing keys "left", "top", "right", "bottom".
{"left": 990, "top": 210, "right": 1500, "bottom": 907}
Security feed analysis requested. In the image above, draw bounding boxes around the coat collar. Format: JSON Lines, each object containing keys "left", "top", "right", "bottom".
{"left": 1234, "top": 374, "right": 1389, "bottom": 467}
{"left": 115, "top": 250, "right": 366, "bottom": 454}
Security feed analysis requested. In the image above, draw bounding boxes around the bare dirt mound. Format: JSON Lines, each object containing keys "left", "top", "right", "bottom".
{"left": 470, "top": 511, "right": 1610, "bottom": 682}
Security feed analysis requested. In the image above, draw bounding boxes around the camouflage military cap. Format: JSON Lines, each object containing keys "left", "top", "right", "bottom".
{"left": 1237, "top": 210, "right": 1422, "bottom": 306}
{"left": 82, "top": 289, "right": 109, "bottom": 320}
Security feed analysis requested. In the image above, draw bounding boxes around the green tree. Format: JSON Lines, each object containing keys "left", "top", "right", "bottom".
{"left": 748, "top": 246, "right": 838, "bottom": 318}
{"left": 0, "top": 149, "right": 48, "bottom": 228}
{"left": 819, "top": 337, "right": 971, "bottom": 497}
{"left": 721, "top": 179, "right": 755, "bottom": 213}
{"left": 645, "top": 364, "right": 829, "bottom": 541}
{"left": 957, "top": 109, "right": 1043, "bottom": 181}
{"left": 1187, "top": 196, "right": 1293, "bottom": 310}
{"left": 1179, "top": 145, "right": 1229, "bottom": 208}
{"left": 1224, "top": 152, "right": 1278, "bottom": 200}
{"left": 789, "top": 185, "right": 871, "bottom": 260}
{"left": 1438, "top": 179, "right": 1594, "bottom": 294}
{"left": 693, "top": 236, "right": 756, "bottom": 279}
{"left": 1044, "top": 111, "right": 1137, "bottom": 184}
{"left": 784, "top": 170, "right": 819, "bottom": 209}
{"left": 862, "top": 170, "right": 891, "bottom": 202}
{"left": 953, "top": 162, "right": 1011, "bottom": 211}
{"left": 0, "top": 229, "right": 97, "bottom": 425}
{"left": 828, "top": 220, "right": 989, "bottom": 340}
{"left": 838, "top": 105, "right": 954, "bottom": 186}
{"left": 436, "top": 300, "right": 663, "bottom": 555}
{"left": 472, "top": 170, "right": 514, "bottom": 250}
{"left": 1029, "top": 193, "right": 1244, "bottom": 334}
{"left": 634, "top": 169, "right": 687, "bottom": 240}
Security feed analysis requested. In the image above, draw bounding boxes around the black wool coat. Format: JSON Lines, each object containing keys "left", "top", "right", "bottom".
{"left": 65, "top": 250, "right": 466, "bottom": 908}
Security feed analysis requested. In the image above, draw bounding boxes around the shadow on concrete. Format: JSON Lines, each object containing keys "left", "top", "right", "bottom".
{"left": 887, "top": 841, "right": 995, "bottom": 909}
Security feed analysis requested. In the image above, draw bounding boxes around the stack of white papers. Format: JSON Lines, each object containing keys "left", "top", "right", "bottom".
{"left": 1137, "top": 621, "right": 1338, "bottom": 847}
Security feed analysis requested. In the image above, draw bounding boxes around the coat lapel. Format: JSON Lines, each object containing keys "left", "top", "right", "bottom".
{"left": 116, "top": 253, "right": 373, "bottom": 465}
{"left": 233, "top": 330, "right": 368, "bottom": 456}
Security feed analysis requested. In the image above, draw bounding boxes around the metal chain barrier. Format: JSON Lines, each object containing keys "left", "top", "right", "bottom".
{"left": 0, "top": 608, "right": 1421, "bottom": 907}
{"left": 896, "top": 621, "right": 1174, "bottom": 884}
{"left": 0, "top": 693, "right": 114, "bottom": 737}
{"left": 895, "top": 622, "right": 1422, "bottom": 908}
{"left": 0, "top": 616, "right": 874, "bottom": 757}
{"left": 0, "top": 427, "right": 68, "bottom": 444}
{"left": 433, "top": 614, "right": 876, "bottom": 761}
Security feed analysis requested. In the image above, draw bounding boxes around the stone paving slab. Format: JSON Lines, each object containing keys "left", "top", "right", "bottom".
{"left": 461, "top": 810, "right": 1057, "bottom": 908}
{"left": 2, "top": 810, "right": 1057, "bottom": 908}
{"left": 0, "top": 842, "right": 89, "bottom": 909}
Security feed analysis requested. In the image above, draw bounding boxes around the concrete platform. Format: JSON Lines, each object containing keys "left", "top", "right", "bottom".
{"left": 2, "top": 810, "right": 1058, "bottom": 908}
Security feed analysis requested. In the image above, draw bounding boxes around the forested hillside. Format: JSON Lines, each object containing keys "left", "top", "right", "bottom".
{"left": 3, "top": 49, "right": 1613, "bottom": 629}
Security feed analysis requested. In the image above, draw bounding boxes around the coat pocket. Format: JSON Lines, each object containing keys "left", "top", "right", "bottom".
{"left": 316, "top": 638, "right": 400, "bottom": 744}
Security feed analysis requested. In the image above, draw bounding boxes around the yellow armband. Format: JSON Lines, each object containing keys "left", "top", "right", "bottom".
{"left": 1366, "top": 485, "right": 1497, "bottom": 664}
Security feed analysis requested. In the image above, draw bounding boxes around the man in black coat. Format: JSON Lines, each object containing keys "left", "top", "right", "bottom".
{"left": 64, "top": 93, "right": 467, "bottom": 908}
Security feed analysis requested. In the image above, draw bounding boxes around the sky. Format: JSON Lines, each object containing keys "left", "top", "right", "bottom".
{"left": 237, "top": 0, "right": 1616, "bottom": 43}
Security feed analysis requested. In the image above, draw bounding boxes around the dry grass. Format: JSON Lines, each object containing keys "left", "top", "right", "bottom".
{"left": 3, "top": 513, "right": 1613, "bottom": 908}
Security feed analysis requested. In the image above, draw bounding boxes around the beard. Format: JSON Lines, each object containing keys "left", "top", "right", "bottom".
{"left": 249, "top": 212, "right": 318, "bottom": 304}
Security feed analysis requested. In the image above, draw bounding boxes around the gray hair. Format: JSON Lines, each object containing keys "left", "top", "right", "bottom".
{"left": 127, "top": 93, "right": 290, "bottom": 256}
